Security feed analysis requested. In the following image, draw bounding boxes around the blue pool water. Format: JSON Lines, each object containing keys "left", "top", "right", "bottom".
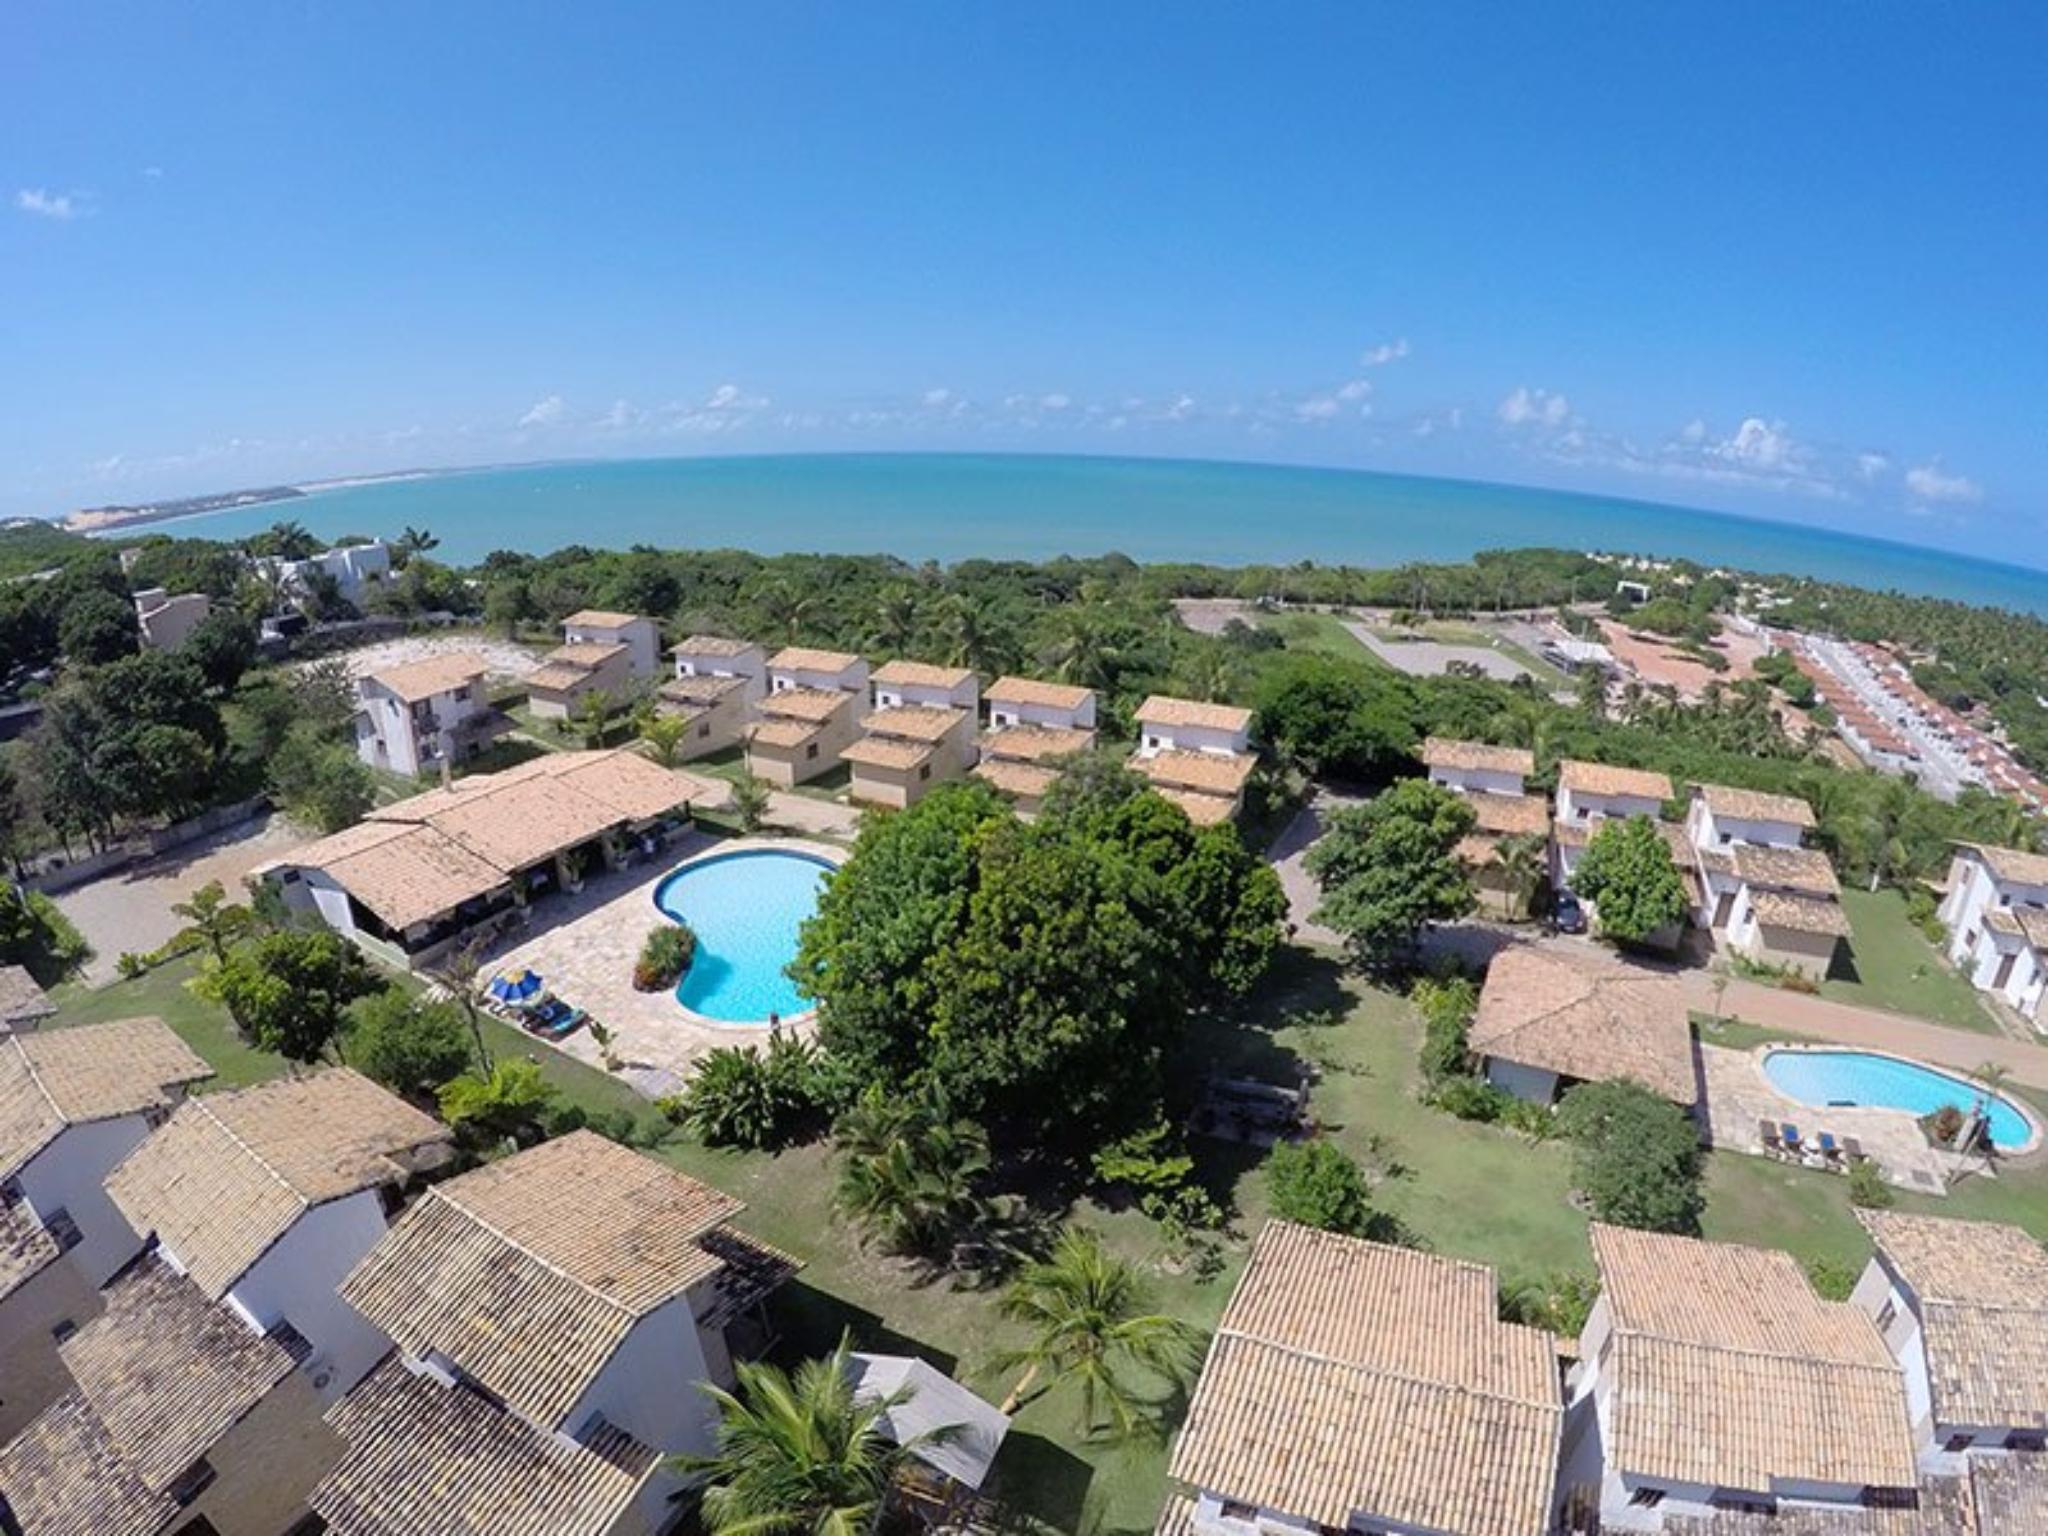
{"left": 651, "top": 849, "right": 835, "bottom": 1025}
{"left": 1762, "top": 1049, "right": 2035, "bottom": 1150}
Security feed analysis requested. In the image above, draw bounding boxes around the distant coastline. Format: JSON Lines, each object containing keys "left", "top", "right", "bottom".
{"left": 61, "top": 465, "right": 465, "bottom": 535}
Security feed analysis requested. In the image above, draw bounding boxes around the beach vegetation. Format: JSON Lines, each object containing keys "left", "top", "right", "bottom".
{"left": 347, "top": 989, "right": 475, "bottom": 1106}
{"left": 1305, "top": 778, "right": 1475, "bottom": 969}
{"left": 1572, "top": 815, "right": 1689, "bottom": 945}
{"left": 1556, "top": 1078, "right": 1704, "bottom": 1235}
{"left": 1265, "top": 1139, "right": 1374, "bottom": 1236}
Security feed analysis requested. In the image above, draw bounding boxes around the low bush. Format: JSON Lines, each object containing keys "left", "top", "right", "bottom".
{"left": 1556, "top": 1078, "right": 1704, "bottom": 1235}
{"left": 1847, "top": 1158, "right": 1896, "bottom": 1209}
{"left": 1498, "top": 1270, "right": 1599, "bottom": 1335}
{"left": 1929, "top": 1104, "right": 1966, "bottom": 1146}
{"left": 1267, "top": 1138, "right": 1374, "bottom": 1236}
{"left": 1904, "top": 887, "right": 1947, "bottom": 945}
{"left": 679, "top": 1033, "right": 824, "bottom": 1149}
{"left": 633, "top": 922, "right": 697, "bottom": 992}
{"left": 1803, "top": 1254, "right": 1858, "bottom": 1301}
{"left": 1412, "top": 973, "right": 1479, "bottom": 1084}
{"left": 0, "top": 881, "right": 91, "bottom": 985}
{"left": 1428, "top": 1074, "right": 1511, "bottom": 1123}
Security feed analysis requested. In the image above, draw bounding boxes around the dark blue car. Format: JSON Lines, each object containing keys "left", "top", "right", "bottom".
{"left": 1552, "top": 891, "right": 1587, "bottom": 934}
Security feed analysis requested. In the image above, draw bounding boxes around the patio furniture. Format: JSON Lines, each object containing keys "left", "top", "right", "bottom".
{"left": 1759, "top": 1119, "right": 1783, "bottom": 1156}
{"left": 523, "top": 996, "right": 586, "bottom": 1040}
{"left": 1817, "top": 1131, "right": 1842, "bottom": 1163}
{"left": 488, "top": 969, "right": 545, "bottom": 1007}
{"left": 1780, "top": 1123, "right": 1803, "bottom": 1155}
{"left": 1842, "top": 1136, "right": 1866, "bottom": 1163}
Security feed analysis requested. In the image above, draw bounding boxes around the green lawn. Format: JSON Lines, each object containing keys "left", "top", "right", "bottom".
{"left": 1823, "top": 887, "right": 1997, "bottom": 1034}
{"left": 1258, "top": 610, "right": 1384, "bottom": 664}
{"left": 49, "top": 957, "right": 289, "bottom": 1091}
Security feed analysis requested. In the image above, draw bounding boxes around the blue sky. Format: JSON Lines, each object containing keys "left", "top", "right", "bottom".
{"left": 5, "top": 3, "right": 2045, "bottom": 558}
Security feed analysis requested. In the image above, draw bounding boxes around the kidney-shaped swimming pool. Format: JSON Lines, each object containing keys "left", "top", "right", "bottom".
{"left": 1761, "top": 1048, "right": 2038, "bottom": 1151}
{"left": 651, "top": 847, "right": 837, "bottom": 1025}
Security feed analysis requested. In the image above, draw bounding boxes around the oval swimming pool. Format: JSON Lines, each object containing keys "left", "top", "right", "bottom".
{"left": 651, "top": 848, "right": 836, "bottom": 1025}
{"left": 1761, "top": 1048, "right": 2037, "bottom": 1151}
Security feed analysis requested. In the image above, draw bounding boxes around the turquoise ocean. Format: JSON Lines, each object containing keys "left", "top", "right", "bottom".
{"left": 136, "top": 453, "right": 2048, "bottom": 614}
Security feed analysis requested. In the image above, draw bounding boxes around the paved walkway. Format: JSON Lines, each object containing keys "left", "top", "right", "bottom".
{"left": 1685, "top": 971, "right": 2048, "bottom": 1091}
{"left": 1341, "top": 621, "right": 1533, "bottom": 682}
{"left": 1266, "top": 794, "right": 1359, "bottom": 948}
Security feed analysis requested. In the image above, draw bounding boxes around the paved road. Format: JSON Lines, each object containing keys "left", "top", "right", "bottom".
{"left": 1341, "top": 622, "right": 1534, "bottom": 682}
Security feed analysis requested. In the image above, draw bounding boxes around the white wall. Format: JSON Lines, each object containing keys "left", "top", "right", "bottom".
{"left": 1430, "top": 764, "right": 1526, "bottom": 798}
{"left": 223, "top": 1189, "right": 394, "bottom": 1404}
{"left": 1139, "top": 720, "right": 1247, "bottom": 757}
{"left": 1485, "top": 1057, "right": 1560, "bottom": 1105}
{"left": 17, "top": 1116, "right": 154, "bottom": 1287}
{"left": 772, "top": 659, "right": 869, "bottom": 695}
{"left": 1558, "top": 787, "right": 1664, "bottom": 825}
{"left": 873, "top": 677, "right": 979, "bottom": 713}
{"left": 570, "top": 1295, "right": 718, "bottom": 1532}
{"left": 675, "top": 646, "right": 766, "bottom": 704}
{"left": 567, "top": 618, "right": 659, "bottom": 679}
{"left": 989, "top": 693, "right": 1096, "bottom": 731}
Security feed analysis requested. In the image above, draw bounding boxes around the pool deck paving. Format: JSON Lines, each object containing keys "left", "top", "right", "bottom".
{"left": 476, "top": 831, "right": 846, "bottom": 1096}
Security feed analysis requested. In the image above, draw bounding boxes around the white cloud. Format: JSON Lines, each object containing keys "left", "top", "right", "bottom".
{"left": 141, "top": 166, "right": 164, "bottom": 180}
{"left": 518, "top": 395, "right": 566, "bottom": 428}
{"left": 703, "top": 383, "right": 768, "bottom": 412}
{"left": 596, "top": 399, "right": 642, "bottom": 431}
{"left": 1039, "top": 392, "right": 1071, "bottom": 412}
{"left": 1705, "top": 416, "right": 1802, "bottom": 472}
{"left": 1360, "top": 338, "right": 1410, "bottom": 367}
{"left": 1164, "top": 394, "right": 1197, "bottom": 421}
{"left": 1296, "top": 396, "right": 1342, "bottom": 421}
{"left": 1904, "top": 462, "right": 1983, "bottom": 505}
{"left": 15, "top": 188, "right": 81, "bottom": 220}
{"left": 1498, "top": 386, "right": 1570, "bottom": 429}
{"left": 1856, "top": 451, "right": 1891, "bottom": 483}
{"left": 1335, "top": 378, "right": 1373, "bottom": 403}
{"left": 921, "top": 387, "right": 953, "bottom": 407}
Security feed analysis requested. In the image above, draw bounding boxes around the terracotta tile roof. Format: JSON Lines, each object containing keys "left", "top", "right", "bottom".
{"left": 525, "top": 662, "right": 601, "bottom": 693}
{"left": 1154, "top": 787, "right": 1237, "bottom": 826}
{"left": 0, "top": 1019, "right": 212, "bottom": 1180}
{"left": 1468, "top": 792, "right": 1551, "bottom": 838}
{"left": 561, "top": 609, "right": 642, "bottom": 629}
{"left": 280, "top": 821, "right": 507, "bottom": 932}
{"left": 1135, "top": 695, "right": 1253, "bottom": 733}
{"left": 842, "top": 736, "right": 936, "bottom": 772}
{"left": 0, "top": 1194, "right": 58, "bottom": 1301}
{"left": 747, "top": 718, "right": 823, "bottom": 751}
{"left": 768, "top": 646, "right": 862, "bottom": 675}
{"left": 364, "top": 651, "right": 489, "bottom": 704}
{"left": 62, "top": 1254, "right": 294, "bottom": 1491}
{"left": 0, "top": 965, "right": 55, "bottom": 1026}
{"left": 1589, "top": 1224, "right": 1917, "bottom": 1492}
{"left": 861, "top": 704, "right": 966, "bottom": 743}
{"left": 760, "top": 686, "right": 855, "bottom": 723}
{"left": 1422, "top": 737, "right": 1535, "bottom": 778}
{"left": 1859, "top": 1210, "right": 2048, "bottom": 1431}
{"left": 1135, "top": 748, "right": 1256, "bottom": 797}
{"left": 107, "top": 1069, "right": 445, "bottom": 1299}
{"left": 0, "top": 1390, "right": 176, "bottom": 1536}
{"left": 872, "top": 659, "right": 974, "bottom": 689}
{"left": 658, "top": 673, "right": 746, "bottom": 708}
{"left": 1659, "top": 1471, "right": 1974, "bottom": 1535}
{"left": 986, "top": 675, "right": 1093, "bottom": 710}
{"left": 339, "top": 1132, "right": 752, "bottom": 1428}
{"left": 1171, "top": 1222, "right": 1559, "bottom": 1536}
{"left": 982, "top": 724, "right": 1094, "bottom": 764}
{"left": 670, "top": 633, "right": 757, "bottom": 658}
{"left": 1971, "top": 1454, "right": 2048, "bottom": 1536}
{"left": 1964, "top": 841, "right": 2048, "bottom": 888}
{"left": 2016, "top": 906, "right": 2048, "bottom": 951}
{"left": 1749, "top": 888, "right": 1853, "bottom": 937}
{"left": 543, "top": 641, "right": 628, "bottom": 668}
{"left": 1471, "top": 946, "right": 1696, "bottom": 1103}
{"left": 1152, "top": 1494, "right": 1198, "bottom": 1536}
{"left": 313, "top": 1358, "right": 657, "bottom": 1536}
{"left": 1697, "top": 782, "right": 1818, "bottom": 829}
{"left": 973, "top": 758, "right": 1061, "bottom": 801}
{"left": 1559, "top": 759, "right": 1674, "bottom": 801}
{"left": 1732, "top": 842, "right": 1841, "bottom": 897}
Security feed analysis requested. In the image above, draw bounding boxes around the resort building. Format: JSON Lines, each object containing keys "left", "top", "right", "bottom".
{"left": 846, "top": 662, "right": 980, "bottom": 810}
{"left": 660, "top": 635, "right": 767, "bottom": 761}
{"left": 1423, "top": 738, "right": 1551, "bottom": 915}
{"left": 1853, "top": 1210, "right": 2048, "bottom": 1459}
{"left": 563, "top": 609, "right": 662, "bottom": 678}
{"left": 871, "top": 658, "right": 980, "bottom": 715}
{"left": 1551, "top": 760, "right": 1675, "bottom": 890}
{"left": 1939, "top": 843, "right": 2048, "bottom": 1025}
{"left": 0, "top": 967, "right": 55, "bottom": 1032}
{"left": 258, "top": 749, "right": 699, "bottom": 968}
{"left": 0, "top": 1019, "right": 213, "bottom": 1440}
{"left": 974, "top": 677, "right": 1097, "bottom": 814}
{"left": 352, "top": 651, "right": 510, "bottom": 778}
{"left": 131, "top": 587, "right": 211, "bottom": 652}
{"left": 1569, "top": 1223, "right": 1918, "bottom": 1529}
{"left": 745, "top": 647, "right": 870, "bottom": 787}
{"left": 985, "top": 674, "right": 1097, "bottom": 733}
{"left": 523, "top": 612, "right": 655, "bottom": 721}
{"left": 256, "top": 538, "right": 393, "bottom": 610}
{"left": 1162, "top": 1219, "right": 1562, "bottom": 1536}
{"left": 0, "top": 1070, "right": 447, "bottom": 1536}
{"left": 1684, "top": 784, "right": 1848, "bottom": 980}
{"left": 1469, "top": 944, "right": 1697, "bottom": 1108}
{"left": 1131, "top": 695, "right": 1258, "bottom": 826}
{"left": 313, "top": 1131, "right": 797, "bottom": 1536}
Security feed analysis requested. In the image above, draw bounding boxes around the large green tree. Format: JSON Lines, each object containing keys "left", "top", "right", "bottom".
{"left": 1572, "top": 815, "right": 1689, "bottom": 944}
{"left": 196, "top": 927, "right": 383, "bottom": 1063}
{"left": 348, "top": 990, "right": 475, "bottom": 1105}
{"left": 1556, "top": 1078, "right": 1704, "bottom": 1234}
{"left": 1253, "top": 654, "right": 1418, "bottom": 782}
{"left": 1305, "top": 778, "right": 1475, "bottom": 967}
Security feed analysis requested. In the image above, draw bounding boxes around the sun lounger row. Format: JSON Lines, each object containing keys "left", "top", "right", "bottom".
{"left": 1759, "top": 1118, "right": 1864, "bottom": 1169}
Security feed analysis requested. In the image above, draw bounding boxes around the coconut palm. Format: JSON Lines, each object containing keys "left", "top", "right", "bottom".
{"left": 994, "top": 1228, "right": 1202, "bottom": 1437}
{"left": 1492, "top": 833, "right": 1547, "bottom": 922}
{"left": 834, "top": 1086, "right": 990, "bottom": 1261}
{"left": 866, "top": 585, "right": 923, "bottom": 656}
{"left": 672, "top": 1333, "right": 954, "bottom": 1536}
{"left": 935, "top": 591, "right": 1017, "bottom": 678}
{"left": 396, "top": 525, "right": 440, "bottom": 558}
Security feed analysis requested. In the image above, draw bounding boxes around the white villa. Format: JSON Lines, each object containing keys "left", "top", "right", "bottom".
{"left": 847, "top": 661, "right": 980, "bottom": 810}
{"left": 1686, "top": 783, "right": 1847, "bottom": 981}
{"left": 353, "top": 651, "right": 510, "bottom": 777}
{"left": 0, "top": 1070, "right": 447, "bottom": 1536}
{"left": 744, "top": 647, "right": 869, "bottom": 787}
{"left": 259, "top": 749, "right": 700, "bottom": 968}
{"left": 1469, "top": 945, "right": 1696, "bottom": 1108}
{"left": 0, "top": 1020, "right": 213, "bottom": 1441}
{"left": 132, "top": 588, "right": 211, "bottom": 653}
{"left": 661, "top": 635, "right": 767, "bottom": 761}
{"left": 1569, "top": 1223, "right": 1918, "bottom": 1530}
{"left": 258, "top": 539, "right": 392, "bottom": 609}
{"left": 525, "top": 610, "right": 657, "bottom": 722}
{"left": 1131, "top": 695, "right": 1257, "bottom": 826}
{"left": 1162, "top": 1219, "right": 1561, "bottom": 1536}
{"left": 974, "top": 677, "right": 1098, "bottom": 815}
{"left": 1551, "top": 760, "right": 1675, "bottom": 890}
{"left": 1854, "top": 1210, "right": 2048, "bottom": 1461}
{"left": 1423, "top": 738, "right": 1550, "bottom": 915}
{"left": 1940, "top": 842, "right": 2048, "bottom": 1025}
{"left": 314, "top": 1131, "right": 796, "bottom": 1536}
{"left": 563, "top": 609, "right": 661, "bottom": 678}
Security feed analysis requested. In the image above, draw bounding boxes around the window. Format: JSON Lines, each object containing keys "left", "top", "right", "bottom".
{"left": 2007, "top": 1430, "right": 2046, "bottom": 1452}
{"left": 1626, "top": 1486, "right": 1666, "bottom": 1509}
{"left": 167, "top": 1458, "right": 217, "bottom": 1506}
{"left": 267, "top": 1317, "right": 314, "bottom": 1366}
{"left": 918, "top": 765, "right": 930, "bottom": 782}
{"left": 1945, "top": 1434, "right": 1976, "bottom": 1453}
{"left": 806, "top": 744, "right": 819, "bottom": 761}
{"left": 50, "top": 1320, "right": 76, "bottom": 1345}
{"left": 697, "top": 723, "right": 710, "bottom": 738}
{"left": 1875, "top": 1299, "right": 1898, "bottom": 1332}
{"left": 1710, "top": 1492, "right": 1776, "bottom": 1515}
{"left": 43, "top": 1208, "right": 81, "bottom": 1252}
{"left": 1862, "top": 1487, "right": 1918, "bottom": 1509}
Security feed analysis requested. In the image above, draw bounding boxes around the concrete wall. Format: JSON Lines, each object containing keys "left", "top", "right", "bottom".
{"left": 988, "top": 693, "right": 1095, "bottom": 731}
{"left": 1558, "top": 787, "right": 1665, "bottom": 826}
{"left": 572, "top": 1296, "right": 718, "bottom": 1536}
{"left": 673, "top": 645, "right": 766, "bottom": 705}
{"left": 1744, "top": 921, "right": 1839, "bottom": 981}
{"left": 770, "top": 660, "right": 869, "bottom": 695}
{"left": 0, "top": 1256, "right": 100, "bottom": 1442}
{"left": 1430, "top": 764, "right": 1526, "bottom": 798}
{"left": 17, "top": 1116, "right": 156, "bottom": 1288}
{"left": 224, "top": 1189, "right": 394, "bottom": 1403}
{"left": 175, "top": 1370, "right": 343, "bottom": 1536}
{"left": 1139, "top": 719, "right": 1248, "bottom": 757}
{"left": 668, "top": 691, "right": 751, "bottom": 761}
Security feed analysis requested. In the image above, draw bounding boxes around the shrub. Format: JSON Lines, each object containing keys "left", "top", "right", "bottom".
{"left": 1904, "top": 887, "right": 1947, "bottom": 944}
{"left": 1091, "top": 1119, "right": 1197, "bottom": 1203}
{"left": 1929, "top": 1104, "right": 1965, "bottom": 1145}
{"left": 348, "top": 991, "right": 474, "bottom": 1104}
{"left": 633, "top": 922, "right": 696, "bottom": 992}
{"left": 1848, "top": 1158, "right": 1895, "bottom": 1209}
{"left": 1267, "top": 1139, "right": 1373, "bottom": 1236}
{"left": 680, "top": 1034, "right": 824, "bottom": 1149}
{"left": 1428, "top": 1074, "right": 1510, "bottom": 1123}
{"left": 1499, "top": 1095, "right": 1561, "bottom": 1141}
{"left": 1556, "top": 1079, "right": 1704, "bottom": 1234}
{"left": 1803, "top": 1254, "right": 1858, "bottom": 1301}
{"left": 1498, "top": 1270, "right": 1599, "bottom": 1335}
{"left": 1412, "top": 974, "right": 1478, "bottom": 1084}
{"left": 0, "top": 881, "right": 91, "bottom": 985}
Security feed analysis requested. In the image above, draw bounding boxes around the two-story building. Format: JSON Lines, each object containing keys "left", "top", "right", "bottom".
{"left": 1423, "top": 738, "right": 1550, "bottom": 915}
{"left": 0, "top": 1069, "right": 448, "bottom": 1536}
{"left": 258, "top": 539, "right": 392, "bottom": 612}
{"left": 744, "top": 648, "right": 869, "bottom": 787}
{"left": 1684, "top": 784, "right": 1848, "bottom": 980}
{"left": 563, "top": 610, "right": 661, "bottom": 678}
{"left": 353, "top": 652, "right": 510, "bottom": 777}
{"left": 1569, "top": 1223, "right": 1918, "bottom": 1530}
{"left": 0, "top": 1019, "right": 213, "bottom": 1440}
{"left": 1161, "top": 1219, "right": 1561, "bottom": 1536}
{"left": 660, "top": 635, "right": 768, "bottom": 761}
{"left": 527, "top": 612, "right": 663, "bottom": 721}
{"left": 312, "top": 1131, "right": 796, "bottom": 1536}
{"left": 1551, "top": 760, "right": 1675, "bottom": 890}
{"left": 973, "top": 678, "right": 1098, "bottom": 817}
{"left": 1131, "top": 696, "right": 1257, "bottom": 827}
{"left": 1939, "top": 843, "right": 2048, "bottom": 1025}
{"left": 845, "top": 661, "right": 981, "bottom": 810}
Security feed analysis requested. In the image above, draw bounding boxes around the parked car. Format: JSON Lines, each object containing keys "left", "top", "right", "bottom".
{"left": 1552, "top": 891, "right": 1587, "bottom": 934}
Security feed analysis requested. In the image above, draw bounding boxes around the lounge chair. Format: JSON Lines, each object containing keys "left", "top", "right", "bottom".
{"left": 1817, "top": 1131, "right": 1842, "bottom": 1163}
{"left": 1780, "top": 1123, "right": 1803, "bottom": 1154}
{"left": 1759, "top": 1119, "right": 1783, "bottom": 1155}
{"left": 523, "top": 997, "right": 586, "bottom": 1040}
{"left": 1842, "top": 1136, "right": 1866, "bottom": 1164}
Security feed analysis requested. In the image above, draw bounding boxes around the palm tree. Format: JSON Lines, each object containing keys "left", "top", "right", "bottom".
{"left": 255, "top": 519, "right": 319, "bottom": 560}
{"left": 397, "top": 525, "right": 440, "bottom": 558}
{"left": 171, "top": 879, "right": 250, "bottom": 964}
{"left": 935, "top": 591, "right": 1017, "bottom": 677}
{"left": 867, "top": 585, "right": 923, "bottom": 655}
{"left": 995, "top": 1228, "right": 1201, "bottom": 1437}
{"left": 731, "top": 772, "right": 773, "bottom": 834}
{"left": 1492, "top": 833, "right": 1547, "bottom": 921}
{"left": 751, "top": 579, "right": 815, "bottom": 645}
{"left": 572, "top": 688, "right": 614, "bottom": 749}
{"left": 422, "top": 936, "right": 494, "bottom": 1073}
{"left": 638, "top": 711, "right": 688, "bottom": 768}
{"left": 834, "top": 1087, "right": 990, "bottom": 1261}
{"left": 1970, "top": 1061, "right": 2013, "bottom": 1157}
{"left": 672, "top": 1334, "right": 953, "bottom": 1536}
